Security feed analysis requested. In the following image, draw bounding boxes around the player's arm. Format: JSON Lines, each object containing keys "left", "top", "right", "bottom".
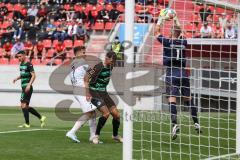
{"left": 25, "top": 63, "right": 35, "bottom": 93}
{"left": 13, "top": 75, "right": 21, "bottom": 83}
{"left": 84, "top": 71, "right": 91, "bottom": 101}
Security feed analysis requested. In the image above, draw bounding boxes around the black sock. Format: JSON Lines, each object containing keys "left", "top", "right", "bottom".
{"left": 95, "top": 116, "right": 107, "bottom": 136}
{"left": 22, "top": 108, "right": 29, "bottom": 125}
{"left": 112, "top": 118, "right": 120, "bottom": 137}
{"left": 28, "top": 107, "right": 41, "bottom": 119}
{"left": 185, "top": 99, "right": 199, "bottom": 124}
{"left": 169, "top": 102, "right": 177, "bottom": 124}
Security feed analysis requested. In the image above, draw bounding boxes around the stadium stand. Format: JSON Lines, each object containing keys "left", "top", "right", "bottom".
{"left": 0, "top": 0, "right": 238, "bottom": 65}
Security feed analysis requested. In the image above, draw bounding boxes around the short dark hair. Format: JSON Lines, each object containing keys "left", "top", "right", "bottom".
{"left": 73, "top": 46, "right": 85, "bottom": 56}
{"left": 106, "top": 51, "right": 117, "bottom": 61}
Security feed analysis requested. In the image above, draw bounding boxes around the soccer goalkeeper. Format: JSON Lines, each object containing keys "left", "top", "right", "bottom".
{"left": 156, "top": 25, "right": 202, "bottom": 140}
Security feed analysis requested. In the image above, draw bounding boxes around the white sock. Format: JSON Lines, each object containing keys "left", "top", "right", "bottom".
{"left": 89, "top": 112, "right": 97, "bottom": 138}
{"left": 70, "top": 114, "right": 90, "bottom": 134}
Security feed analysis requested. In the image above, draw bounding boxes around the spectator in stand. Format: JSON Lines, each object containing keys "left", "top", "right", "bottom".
{"left": 67, "top": 21, "right": 87, "bottom": 41}
{"left": 0, "top": 5, "right": 8, "bottom": 23}
{"left": 54, "top": 41, "right": 66, "bottom": 61}
{"left": 2, "top": 41, "right": 13, "bottom": 59}
{"left": 229, "top": 14, "right": 238, "bottom": 35}
{"left": 89, "top": 0, "right": 97, "bottom": 5}
{"left": 13, "top": 10, "right": 25, "bottom": 21}
{"left": 11, "top": 38, "right": 25, "bottom": 58}
{"left": 88, "top": 6, "right": 98, "bottom": 28}
{"left": 199, "top": 3, "right": 212, "bottom": 22}
{"left": 13, "top": 20, "right": 25, "bottom": 41}
{"left": 200, "top": 22, "right": 212, "bottom": 38}
{"left": 137, "top": 4, "right": 151, "bottom": 23}
{"left": 109, "top": 5, "right": 121, "bottom": 21}
{"left": 219, "top": 13, "right": 228, "bottom": 31}
{"left": 97, "top": 5, "right": 110, "bottom": 24}
{"left": 26, "top": 5, "right": 38, "bottom": 23}
{"left": 105, "top": 0, "right": 122, "bottom": 3}
{"left": 1, "top": 25, "right": 15, "bottom": 44}
{"left": 212, "top": 23, "right": 224, "bottom": 39}
{"left": 55, "top": 8, "right": 67, "bottom": 21}
{"left": 33, "top": 40, "right": 46, "bottom": 60}
{"left": 54, "top": 22, "right": 67, "bottom": 41}
{"left": 73, "top": 6, "right": 87, "bottom": 23}
{"left": 66, "top": 6, "right": 75, "bottom": 22}
{"left": 24, "top": 40, "right": 34, "bottom": 59}
{"left": 46, "top": 18, "right": 57, "bottom": 40}
{"left": 35, "top": 4, "right": 48, "bottom": 27}
{"left": 225, "top": 20, "right": 236, "bottom": 39}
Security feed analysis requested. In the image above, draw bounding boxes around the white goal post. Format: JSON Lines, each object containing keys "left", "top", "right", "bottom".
{"left": 122, "top": 1, "right": 240, "bottom": 160}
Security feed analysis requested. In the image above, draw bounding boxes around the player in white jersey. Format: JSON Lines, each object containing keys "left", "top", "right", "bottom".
{"left": 66, "top": 46, "right": 97, "bottom": 143}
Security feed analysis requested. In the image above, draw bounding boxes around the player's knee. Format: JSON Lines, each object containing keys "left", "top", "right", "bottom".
{"left": 103, "top": 111, "right": 110, "bottom": 119}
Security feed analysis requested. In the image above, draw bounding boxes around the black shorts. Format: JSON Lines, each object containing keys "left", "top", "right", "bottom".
{"left": 165, "top": 76, "right": 190, "bottom": 97}
{"left": 20, "top": 86, "right": 33, "bottom": 104}
{"left": 89, "top": 89, "right": 115, "bottom": 109}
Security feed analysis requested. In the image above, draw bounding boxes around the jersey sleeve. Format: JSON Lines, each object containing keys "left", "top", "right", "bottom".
{"left": 157, "top": 35, "right": 168, "bottom": 46}
{"left": 28, "top": 62, "right": 34, "bottom": 73}
{"left": 86, "top": 62, "right": 103, "bottom": 79}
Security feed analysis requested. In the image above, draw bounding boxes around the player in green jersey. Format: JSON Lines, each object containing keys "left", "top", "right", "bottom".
{"left": 85, "top": 51, "right": 122, "bottom": 144}
{"left": 13, "top": 50, "right": 46, "bottom": 128}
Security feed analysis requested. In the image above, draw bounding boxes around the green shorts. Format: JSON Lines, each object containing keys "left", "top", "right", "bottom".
{"left": 20, "top": 86, "right": 33, "bottom": 104}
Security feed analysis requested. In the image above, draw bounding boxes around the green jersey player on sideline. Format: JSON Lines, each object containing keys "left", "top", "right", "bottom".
{"left": 13, "top": 50, "right": 46, "bottom": 128}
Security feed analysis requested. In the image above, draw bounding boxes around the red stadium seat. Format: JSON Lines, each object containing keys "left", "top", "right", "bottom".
{"left": 74, "top": 5, "right": 82, "bottom": 12}
{"left": 31, "top": 59, "right": 41, "bottom": 65}
{"left": 67, "top": 50, "right": 74, "bottom": 58}
{"left": 13, "top": 4, "right": 22, "bottom": 11}
{"left": 116, "top": 4, "right": 124, "bottom": 13}
{"left": 53, "top": 40, "right": 59, "bottom": 47}
{"left": 0, "top": 58, "right": 9, "bottom": 64}
{"left": 105, "top": 22, "right": 114, "bottom": 31}
{"left": 1, "top": 21, "right": 12, "bottom": 29}
{"left": 106, "top": 4, "right": 113, "bottom": 11}
{"left": 64, "top": 4, "right": 71, "bottom": 11}
{"left": 54, "top": 59, "right": 62, "bottom": 65}
{"left": 46, "top": 49, "right": 55, "bottom": 58}
{"left": 74, "top": 40, "right": 84, "bottom": 47}
{"left": 43, "top": 39, "right": 52, "bottom": 48}
{"left": 64, "top": 40, "right": 73, "bottom": 48}
{"left": 93, "top": 22, "right": 104, "bottom": 31}
{"left": 41, "top": 58, "right": 51, "bottom": 65}
{"left": 6, "top": 3, "right": 13, "bottom": 12}
{"left": 96, "top": 5, "right": 104, "bottom": 12}
{"left": 9, "top": 58, "right": 19, "bottom": 65}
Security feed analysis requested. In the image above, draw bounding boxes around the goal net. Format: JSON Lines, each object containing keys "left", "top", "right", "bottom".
{"left": 128, "top": 0, "right": 240, "bottom": 159}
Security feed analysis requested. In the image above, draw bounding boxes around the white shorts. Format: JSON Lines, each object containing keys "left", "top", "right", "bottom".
{"left": 74, "top": 95, "right": 97, "bottom": 113}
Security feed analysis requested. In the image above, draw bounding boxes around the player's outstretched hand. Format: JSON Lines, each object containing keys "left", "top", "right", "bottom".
{"left": 13, "top": 78, "right": 18, "bottom": 84}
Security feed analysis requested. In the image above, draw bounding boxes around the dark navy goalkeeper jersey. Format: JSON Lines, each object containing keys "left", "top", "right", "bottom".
{"left": 157, "top": 35, "right": 188, "bottom": 78}
{"left": 157, "top": 35, "right": 187, "bottom": 68}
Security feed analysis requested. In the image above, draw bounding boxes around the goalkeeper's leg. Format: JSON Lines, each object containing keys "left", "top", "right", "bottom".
{"left": 168, "top": 96, "right": 180, "bottom": 140}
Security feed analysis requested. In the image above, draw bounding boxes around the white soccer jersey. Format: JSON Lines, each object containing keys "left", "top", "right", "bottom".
{"left": 70, "top": 58, "right": 97, "bottom": 113}
{"left": 70, "top": 58, "right": 89, "bottom": 87}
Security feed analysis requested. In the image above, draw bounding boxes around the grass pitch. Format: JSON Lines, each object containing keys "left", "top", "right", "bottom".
{"left": 0, "top": 107, "right": 237, "bottom": 160}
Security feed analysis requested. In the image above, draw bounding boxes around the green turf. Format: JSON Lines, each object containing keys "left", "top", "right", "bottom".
{"left": 0, "top": 107, "right": 122, "bottom": 160}
{"left": 0, "top": 107, "right": 237, "bottom": 160}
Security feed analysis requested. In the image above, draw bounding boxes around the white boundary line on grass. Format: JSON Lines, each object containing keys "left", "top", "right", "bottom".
{"left": 0, "top": 128, "right": 113, "bottom": 134}
{"left": 203, "top": 152, "right": 240, "bottom": 160}
{"left": 0, "top": 129, "right": 51, "bottom": 134}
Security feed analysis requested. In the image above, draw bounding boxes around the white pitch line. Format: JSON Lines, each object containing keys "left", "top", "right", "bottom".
{"left": 203, "top": 153, "right": 240, "bottom": 160}
{"left": 0, "top": 128, "right": 113, "bottom": 134}
{"left": 0, "top": 128, "right": 51, "bottom": 134}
